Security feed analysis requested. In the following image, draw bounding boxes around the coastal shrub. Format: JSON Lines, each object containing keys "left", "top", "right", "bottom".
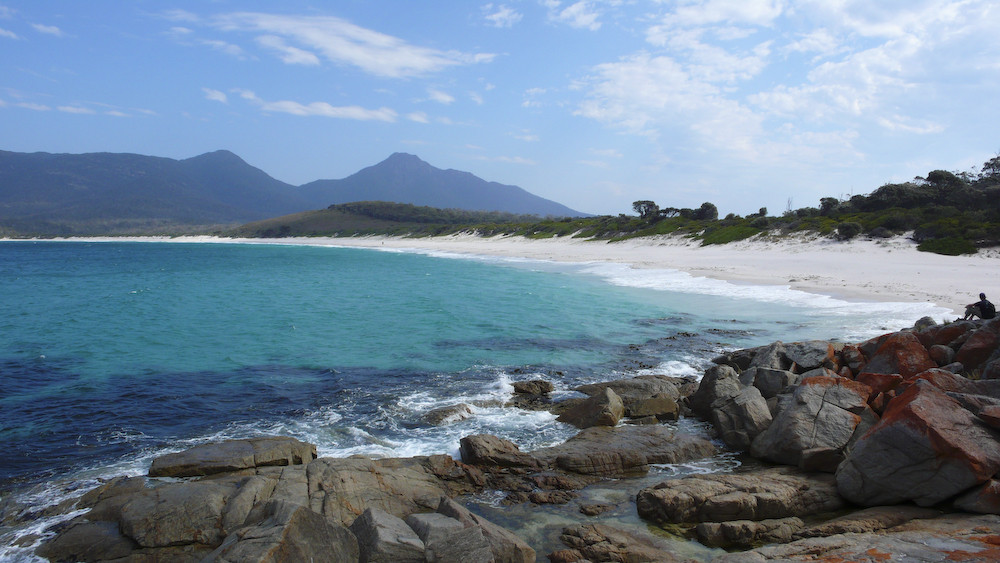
{"left": 836, "top": 222, "right": 862, "bottom": 240}
{"left": 700, "top": 225, "right": 760, "bottom": 245}
{"left": 917, "top": 236, "right": 978, "bottom": 255}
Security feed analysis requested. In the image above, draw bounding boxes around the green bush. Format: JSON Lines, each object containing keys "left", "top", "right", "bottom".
{"left": 917, "top": 236, "right": 978, "bottom": 255}
{"left": 836, "top": 222, "right": 862, "bottom": 240}
{"left": 700, "top": 225, "right": 760, "bottom": 245}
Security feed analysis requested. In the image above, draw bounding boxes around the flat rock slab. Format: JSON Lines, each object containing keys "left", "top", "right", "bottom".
{"left": 637, "top": 466, "right": 844, "bottom": 524}
{"left": 149, "top": 436, "right": 316, "bottom": 478}
{"left": 530, "top": 425, "right": 716, "bottom": 478}
{"left": 307, "top": 455, "right": 481, "bottom": 527}
{"left": 713, "top": 514, "right": 1000, "bottom": 562}
{"left": 550, "top": 523, "right": 698, "bottom": 563}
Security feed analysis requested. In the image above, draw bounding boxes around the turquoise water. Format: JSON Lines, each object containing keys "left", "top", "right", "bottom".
{"left": 0, "top": 240, "right": 947, "bottom": 558}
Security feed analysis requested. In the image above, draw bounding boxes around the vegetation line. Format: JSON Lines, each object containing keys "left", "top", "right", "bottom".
{"left": 228, "top": 157, "right": 1000, "bottom": 257}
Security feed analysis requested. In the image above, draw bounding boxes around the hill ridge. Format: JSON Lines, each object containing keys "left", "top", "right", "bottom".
{"left": 0, "top": 150, "right": 586, "bottom": 235}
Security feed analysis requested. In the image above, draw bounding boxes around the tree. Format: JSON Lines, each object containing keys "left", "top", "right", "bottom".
{"left": 819, "top": 197, "right": 840, "bottom": 216}
{"left": 694, "top": 202, "right": 718, "bottom": 221}
{"left": 632, "top": 200, "right": 660, "bottom": 219}
{"left": 982, "top": 154, "right": 1000, "bottom": 181}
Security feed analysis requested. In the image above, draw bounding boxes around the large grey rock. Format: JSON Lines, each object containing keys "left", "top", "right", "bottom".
{"left": 512, "top": 380, "right": 554, "bottom": 395}
{"left": 745, "top": 367, "right": 801, "bottom": 399}
{"left": 459, "top": 434, "right": 541, "bottom": 470}
{"left": 550, "top": 524, "right": 689, "bottom": 563}
{"left": 555, "top": 387, "right": 624, "bottom": 428}
{"left": 119, "top": 477, "right": 249, "bottom": 548}
{"left": 626, "top": 392, "right": 680, "bottom": 421}
{"left": 307, "top": 455, "right": 482, "bottom": 527}
{"left": 792, "top": 505, "right": 942, "bottom": 539}
{"left": 750, "top": 376, "right": 878, "bottom": 472}
{"left": 712, "top": 514, "right": 1000, "bottom": 562}
{"left": 688, "top": 364, "right": 742, "bottom": 418}
{"left": 784, "top": 341, "right": 840, "bottom": 372}
{"left": 405, "top": 512, "right": 466, "bottom": 549}
{"left": 34, "top": 520, "right": 136, "bottom": 562}
{"left": 437, "top": 496, "right": 535, "bottom": 563}
{"left": 530, "top": 425, "right": 716, "bottom": 478}
{"left": 836, "top": 381, "right": 1000, "bottom": 507}
{"left": 696, "top": 517, "right": 804, "bottom": 549}
{"left": 349, "top": 507, "right": 424, "bottom": 563}
{"left": 425, "top": 525, "right": 494, "bottom": 563}
{"left": 748, "top": 341, "right": 792, "bottom": 371}
{"left": 576, "top": 374, "right": 682, "bottom": 403}
{"left": 636, "top": 466, "right": 844, "bottom": 524}
{"left": 148, "top": 436, "right": 316, "bottom": 478}
{"left": 207, "top": 499, "right": 359, "bottom": 563}
{"left": 710, "top": 385, "right": 772, "bottom": 450}
{"left": 404, "top": 510, "right": 502, "bottom": 562}
{"left": 421, "top": 403, "right": 473, "bottom": 425}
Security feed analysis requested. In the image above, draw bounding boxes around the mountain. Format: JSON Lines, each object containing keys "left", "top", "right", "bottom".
{"left": 298, "top": 153, "right": 586, "bottom": 218}
{"left": 0, "top": 150, "right": 305, "bottom": 234}
{"left": 0, "top": 149, "right": 586, "bottom": 235}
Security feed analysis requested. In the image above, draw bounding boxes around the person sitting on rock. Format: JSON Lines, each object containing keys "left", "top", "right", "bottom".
{"left": 964, "top": 292, "right": 996, "bottom": 320}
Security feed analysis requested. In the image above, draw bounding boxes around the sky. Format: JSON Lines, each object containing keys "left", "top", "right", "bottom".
{"left": 1, "top": 1, "right": 998, "bottom": 216}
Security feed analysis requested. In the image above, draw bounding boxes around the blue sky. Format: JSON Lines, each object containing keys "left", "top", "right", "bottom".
{"left": 1, "top": 1, "right": 998, "bottom": 216}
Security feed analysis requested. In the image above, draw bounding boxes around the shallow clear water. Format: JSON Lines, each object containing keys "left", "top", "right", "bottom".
{"left": 0, "top": 240, "right": 948, "bottom": 559}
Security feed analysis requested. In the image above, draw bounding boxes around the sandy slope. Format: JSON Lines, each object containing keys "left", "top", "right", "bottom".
{"left": 39, "top": 233, "right": 1000, "bottom": 316}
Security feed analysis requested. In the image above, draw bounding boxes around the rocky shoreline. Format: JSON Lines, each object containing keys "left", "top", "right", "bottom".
{"left": 22, "top": 317, "right": 1000, "bottom": 561}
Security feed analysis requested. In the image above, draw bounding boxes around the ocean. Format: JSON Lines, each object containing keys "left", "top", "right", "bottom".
{"left": 0, "top": 240, "right": 948, "bottom": 559}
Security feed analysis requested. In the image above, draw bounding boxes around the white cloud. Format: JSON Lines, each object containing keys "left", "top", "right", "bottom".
{"left": 407, "top": 112, "right": 430, "bottom": 123}
{"left": 522, "top": 87, "right": 547, "bottom": 108}
{"left": 469, "top": 91, "right": 484, "bottom": 105}
{"left": 31, "top": 23, "right": 63, "bottom": 36}
{"left": 255, "top": 35, "right": 320, "bottom": 65}
{"left": 202, "top": 88, "right": 228, "bottom": 103}
{"left": 785, "top": 28, "right": 842, "bottom": 58}
{"left": 591, "top": 148, "right": 623, "bottom": 158}
{"left": 0, "top": 6, "right": 13, "bottom": 19}
{"left": 237, "top": 89, "right": 397, "bottom": 121}
{"left": 483, "top": 4, "right": 522, "bottom": 28}
{"left": 548, "top": 1, "right": 603, "bottom": 31}
{"left": 474, "top": 154, "right": 537, "bottom": 165}
{"left": 17, "top": 102, "right": 50, "bottom": 111}
{"left": 200, "top": 38, "right": 245, "bottom": 58}
{"left": 427, "top": 89, "right": 455, "bottom": 104}
{"left": 513, "top": 130, "right": 538, "bottom": 142}
{"left": 213, "top": 12, "right": 494, "bottom": 78}
{"left": 162, "top": 10, "right": 200, "bottom": 23}
{"left": 876, "top": 115, "right": 945, "bottom": 135}
{"left": 58, "top": 105, "right": 96, "bottom": 114}
{"left": 0, "top": 26, "right": 17, "bottom": 39}
{"left": 661, "top": 0, "right": 786, "bottom": 28}
{"left": 105, "top": 110, "right": 129, "bottom": 117}
{"left": 169, "top": 26, "right": 193, "bottom": 36}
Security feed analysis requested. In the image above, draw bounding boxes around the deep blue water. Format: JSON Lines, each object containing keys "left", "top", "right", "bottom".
{"left": 0, "top": 240, "right": 947, "bottom": 558}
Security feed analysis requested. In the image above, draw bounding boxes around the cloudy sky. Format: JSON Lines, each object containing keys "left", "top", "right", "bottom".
{"left": 1, "top": 1, "right": 998, "bottom": 215}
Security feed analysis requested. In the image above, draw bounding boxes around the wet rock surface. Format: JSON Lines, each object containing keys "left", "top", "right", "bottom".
{"left": 32, "top": 318, "right": 1000, "bottom": 562}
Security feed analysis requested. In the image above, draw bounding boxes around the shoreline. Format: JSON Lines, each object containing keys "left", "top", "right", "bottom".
{"left": 22, "top": 233, "right": 998, "bottom": 317}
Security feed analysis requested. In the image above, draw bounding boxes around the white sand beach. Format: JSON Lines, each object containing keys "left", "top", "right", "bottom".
{"left": 68, "top": 232, "right": 996, "bottom": 317}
